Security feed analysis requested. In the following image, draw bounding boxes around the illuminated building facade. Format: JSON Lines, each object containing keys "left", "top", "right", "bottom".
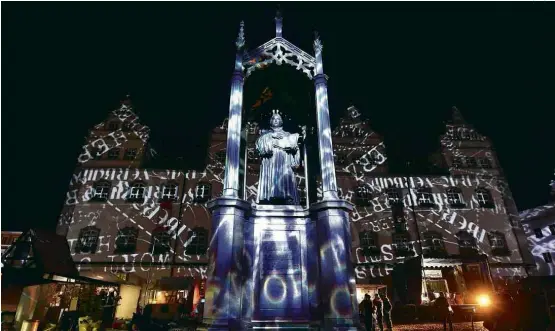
{"left": 519, "top": 177, "right": 555, "bottom": 277}
{"left": 1, "top": 231, "right": 22, "bottom": 256}
{"left": 53, "top": 12, "right": 535, "bottom": 327}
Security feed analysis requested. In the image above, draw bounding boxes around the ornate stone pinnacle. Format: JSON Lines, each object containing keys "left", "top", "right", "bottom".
{"left": 313, "top": 31, "right": 323, "bottom": 52}
{"left": 236, "top": 21, "right": 245, "bottom": 50}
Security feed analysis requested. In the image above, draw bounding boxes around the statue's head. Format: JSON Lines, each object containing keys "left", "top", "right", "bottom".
{"left": 270, "top": 110, "right": 283, "bottom": 129}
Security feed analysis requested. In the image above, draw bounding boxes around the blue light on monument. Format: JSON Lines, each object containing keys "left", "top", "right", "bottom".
{"left": 204, "top": 12, "right": 360, "bottom": 331}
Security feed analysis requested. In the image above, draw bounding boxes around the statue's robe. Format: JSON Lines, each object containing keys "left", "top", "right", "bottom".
{"left": 255, "top": 129, "right": 300, "bottom": 204}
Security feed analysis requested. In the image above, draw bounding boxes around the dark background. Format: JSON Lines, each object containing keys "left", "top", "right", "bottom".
{"left": 3, "top": 2, "right": 554, "bottom": 231}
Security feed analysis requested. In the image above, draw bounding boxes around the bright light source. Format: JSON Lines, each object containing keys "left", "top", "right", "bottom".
{"left": 96, "top": 275, "right": 104, "bottom": 279}
{"left": 477, "top": 294, "right": 491, "bottom": 307}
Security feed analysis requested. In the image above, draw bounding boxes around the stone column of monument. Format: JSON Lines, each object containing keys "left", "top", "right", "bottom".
{"left": 203, "top": 21, "right": 250, "bottom": 331}
{"left": 311, "top": 33, "right": 360, "bottom": 330}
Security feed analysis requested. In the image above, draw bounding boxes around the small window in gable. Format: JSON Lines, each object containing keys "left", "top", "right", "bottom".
{"left": 91, "top": 181, "right": 111, "bottom": 202}
{"left": 446, "top": 187, "right": 465, "bottom": 207}
{"left": 107, "top": 148, "right": 121, "bottom": 160}
{"left": 127, "top": 182, "right": 146, "bottom": 202}
{"left": 534, "top": 228, "right": 544, "bottom": 239}
{"left": 75, "top": 226, "right": 101, "bottom": 254}
{"left": 476, "top": 188, "right": 495, "bottom": 208}
{"left": 161, "top": 183, "right": 179, "bottom": 201}
{"left": 114, "top": 227, "right": 138, "bottom": 254}
{"left": 185, "top": 227, "right": 208, "bottom": 255}
{"left": 417, "top": 187, "right": 434, "bottom": 207}
{"left": 107, "top": 121, "right": 120, "bottom": 131}
{"left": 194, "top": 182, "right": 212, "bottom": 203}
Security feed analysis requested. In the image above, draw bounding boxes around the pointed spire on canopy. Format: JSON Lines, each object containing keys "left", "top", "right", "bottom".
{"left": 313, "top": 31, "right": 323, "bottom": 53}
{"left": 235, "top": 21, "right": 245, "bottom": 50}
{"left": 121, "top": 94, "right": 132, "bottom": 106}
{"left": 451, "top": 106, "right": 466, "bottom": 124}
{"left": 275, "top": 6, "right": 283, "bottom": 38}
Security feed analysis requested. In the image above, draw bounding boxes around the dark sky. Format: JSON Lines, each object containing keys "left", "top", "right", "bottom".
{"left": 3, "top": 2, "right": 554, "bottom": 231}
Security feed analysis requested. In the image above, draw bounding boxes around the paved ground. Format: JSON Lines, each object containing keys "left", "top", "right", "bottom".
{"left": 392, "top": 322, "right": 486, "bottom": 330}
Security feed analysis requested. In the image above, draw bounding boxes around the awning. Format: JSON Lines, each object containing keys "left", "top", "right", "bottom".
{"left": 490, "top": 266, "right": 527, "bottom": 278}
{"left": 2, "top": 229, "right": 117, "bottom": 287}
{"left": 423, "top": 258, "right": 463, "bottom": 269}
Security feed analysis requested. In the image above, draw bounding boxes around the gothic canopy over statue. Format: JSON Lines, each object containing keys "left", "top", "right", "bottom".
{"left": 256, "top": 110, "right": 301, "bottom": 205}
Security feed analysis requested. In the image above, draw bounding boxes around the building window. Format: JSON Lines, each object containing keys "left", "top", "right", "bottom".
{"left": 452, "top": 156, "right": 463, "bottom": 169}
{"left": 417, "top": 188, "right": 434, "bottom": 207}
{"left": 543, "top": 252, "right": 553, "bottom": 263}
{"left": 354, "top": 185, "right": 372, "bottom": 206}
{"left": 127, "top": 182, "right": 146, "bottom": 202}
{"left": 359, "top": 231, "right": 380, "bottom": 257}
{"left": 488, "top": 231, "right": 510, "bottom": 256}
{"left": 424, "top": 231, "right": 446, "bottom": 256}
{"left": 457, "top": 231, "right": 478, "bottom": 255}
{"left": 386, "top": 187, "right": 402, "bottom": 206}
{"left": 392, "top": 233, "right": 413, "bottom": 257}
{"left": 465, "top": 157, "right": 478, "bottom": 168}
{"left": 124, "top": 148, "right": 138, "bottom": 160}
{"left": 535, "top": 228, "right": 544, "bottom": 239}
{"left": 214, "top": 150, "right": 226, "bottom": 165}
{"left": 549, "top": 225, "right": 555, "bottom": 236}
{"left": 161, "top": 183, "right": 179, "bottom": 201}
{"left": 107, "top": 148, "right": 121, "bottom": 160}
{"left": 75, "top": 226, "right": 101, "bottom": 254}
{"left": 150, "top": 229, "right": 172, "bottom": 255}
{"left": 91, "top": 181, "right": 111, "bottom": 201}
{"left": 334, "top": 153, "right": 346, "bottom": 165}
{"left": 478, "top": 157, "right": 493, "bottom": 168}
{"left": 107, "top": 121, "right": 119, "bottom": 131}
{"left": 114, "top": 227, "right": 138, "bottom": 254}
{"left": 469, "top": 131, "right": 481, "bottom": 141}
{"left": 476, "top": 188, "right": 495, "bottom": 208}
{"left": 185, "top": 227, "right": 208, "bottom": 255}
{"left": 446, "top": 187, "right": 465, "bottom": 207}
{"left": 194, "top": 182, "right": 212, "bottom": 203}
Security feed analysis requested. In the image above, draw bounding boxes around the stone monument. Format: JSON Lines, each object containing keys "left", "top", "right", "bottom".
{"left": 204, "top": 11, "right": 360, "bottom": 331}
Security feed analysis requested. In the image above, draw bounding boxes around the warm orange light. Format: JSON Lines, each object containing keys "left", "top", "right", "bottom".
{"left": 477, "top": 294, "right": 491, "bottom": 306}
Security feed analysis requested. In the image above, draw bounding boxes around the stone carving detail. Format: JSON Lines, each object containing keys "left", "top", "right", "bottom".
{"left": 245, "top": 38, "right": 316, "bottom": 79}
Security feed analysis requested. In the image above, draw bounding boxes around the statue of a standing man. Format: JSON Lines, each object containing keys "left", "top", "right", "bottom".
{"left": 256, "top": 110, "right": 301, "bottom": 205}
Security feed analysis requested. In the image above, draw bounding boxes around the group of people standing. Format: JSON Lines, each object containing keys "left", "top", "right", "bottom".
{"left": 359, "top": 293, "right": 393, "bottom": 331}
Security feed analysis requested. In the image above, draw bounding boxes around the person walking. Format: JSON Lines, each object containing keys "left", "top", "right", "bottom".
{"left": 434, "top": 292, "right": 453, "bottom": 331}
{"left": 373, "top": 294, "right": 384, "bottom": 331}
{"left": 359, "top": 294, "right": 374, "bottom": 331}
{"left": 381, "top": 294, "right": 393, "bottom": 331}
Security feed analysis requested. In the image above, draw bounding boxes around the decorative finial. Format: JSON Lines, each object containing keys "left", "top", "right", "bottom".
{"left": 451, "top": 106, "right": 465, "bottom": 124}
{"left": 313, "top": 31, "right": 323, "bottom": 53}
{"left": 121, "top": 94, "right": 132, "bottom": 106}
{"left": 236, "top": 21, "right": 245, "bottom": 50}
{"left": 275, "top": 7, "right": 283, "bottom": 38}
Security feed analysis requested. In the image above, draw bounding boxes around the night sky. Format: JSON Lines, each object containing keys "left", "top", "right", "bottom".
{"left": 3, "top": 2, "right": 554, "bottom": 231}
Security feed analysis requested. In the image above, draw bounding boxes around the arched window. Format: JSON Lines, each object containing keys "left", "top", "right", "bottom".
{"left": 476, "top": 188, "right": 494, "bottom": 208}
{"left": 91, "top": 181, "right": 111, "bottom": 202}
{"left": 359, "top": 231, "right": 380, "bottom": 257}
{"left": 114, "top": 227, "right": 138, "bottom": 254}
{"left": 150, "top": 228, "right": 172, "bottom": 255}
{"left": 194, "top": 182, "right": 212, "bottom": 203}
{"left": 424, "top": 231, "right": 446, "bottom": 256}
{"left": 127, "top": 182, "right": 146, "bottom": 202}
{"left": 392, "top": 232, "right": 413, "bottom": 257}
{"left": 354, "top": 185, "right": 372, "bottom": 206}
{"left": 446, "top": 187, "right": 465, "bottom": 207}
{"left": 185, "top": 227, "right": 209, "bottom": 255}
{"left": 417, "top": 187, "right": 434, "bottom": 207}
{"left": 488, "top": 231, "right": 510, "bottom": 256}
{"left": 457, "top": 231, "right": 478, "bottom": 256}
{"left": 75, "top": 226, "right": 101, "bottom": 254}
{"left": 161, "top": 182, "right": 179, "bottom": 201}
